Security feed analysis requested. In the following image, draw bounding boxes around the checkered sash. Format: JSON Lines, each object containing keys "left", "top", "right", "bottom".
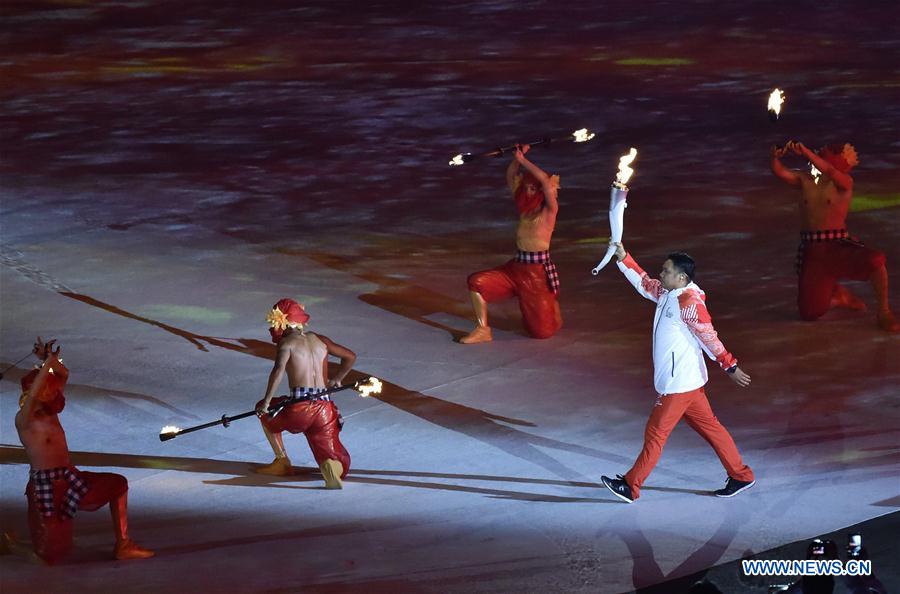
{"left": 289, "top": 386, "right": 330, "bottom": 402}
{"left": 289, "top": 387, "right": 343, "bottom": 428}
{"left": 30, "top": 467, "right": 88, "bottom": 518}
{"left": 515, "top": 250, "right": 560, "bottom": 294}
{"left": 795, "top": 228, "right": 851, "bottom": 275}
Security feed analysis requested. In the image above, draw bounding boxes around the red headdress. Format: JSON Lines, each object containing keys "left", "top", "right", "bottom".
{"left": 266, "top": 298, "right": 310, "bottom": 343}
{"left": 819, "top": 143, "right": 859, "bottom": 174}
{"left": 513, "top": 171, "right": 545, "bottom": 215}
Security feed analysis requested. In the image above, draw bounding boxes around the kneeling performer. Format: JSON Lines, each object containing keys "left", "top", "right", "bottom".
{"left": 255, "top": 299, "right": 356, "bottom": 489}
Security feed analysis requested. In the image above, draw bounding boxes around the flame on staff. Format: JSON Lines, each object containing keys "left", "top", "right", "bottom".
{"left": 615, "top": 148, "right": 638, "bottom": 187}
{"left": 449, "top": 153, "right": 469, "bottom": 167}
{"left": 768, "top": 88, "right": 785, "bottom": 120}
{"left": 572, "top": 128, "right": 595, "bottom": 143}
{"left": 357, "top": 377, "right": 383, "bottom": 398}
{"left": 160, "top": 425, "right": 181, "bottom": 436}
{"left": 810, "top": 163, "right": 822, "bottom": 184}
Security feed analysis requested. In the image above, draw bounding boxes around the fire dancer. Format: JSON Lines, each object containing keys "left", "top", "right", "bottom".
{"left": 255, "top": 299, "right": 355, "bottom": 488}
{"left": 460, "top": 145, "right": 562, "bottom": 343}
{"left": 5, "top": 338, "right": 153, "bottom": 564}
{"left": 600, "top": 244, "right": 755, "bottom": 503}
{"left": 771, "top": 141, "right": 899, "bottom": 332}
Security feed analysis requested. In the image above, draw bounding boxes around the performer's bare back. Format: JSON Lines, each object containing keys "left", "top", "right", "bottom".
{"left": 279, "top": 332, "right": 329, "bottom": 389}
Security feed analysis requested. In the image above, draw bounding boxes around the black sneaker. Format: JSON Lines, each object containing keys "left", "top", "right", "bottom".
{"left": 601, "top": 474, "right": 634, "bottom": 503}
{"left": 714, "top": 477, "right": 756, "bottom": 498}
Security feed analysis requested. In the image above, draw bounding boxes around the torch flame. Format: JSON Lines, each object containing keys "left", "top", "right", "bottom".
{"left": 615, "top": 147, "right": 638, "bottom": 186}
{"left": 357, "top": 377, "right": 383, "bottom": 397}
{"left": 160, "top": 425, "right": 181, "bottom": 435}
{"left": 572, "top": 128, "right": 595, "bottom": 143}
{"left": 810, "top": 163, "right": 821, "bottom": 184}
{"left": 449, "top": 154, "right": 465, "bottom": 167}
{"left": 768, "top": 88, "right": 785, "bottom": 115}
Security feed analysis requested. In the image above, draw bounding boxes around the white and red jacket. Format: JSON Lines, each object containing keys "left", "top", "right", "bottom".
{"left": 617, "top": 254, "right": 737, "bottom": 395}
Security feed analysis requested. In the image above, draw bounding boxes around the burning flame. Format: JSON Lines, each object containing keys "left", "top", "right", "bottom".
{"left": 810, "top": 163, "right": 821, "bottom": 184}
{"left": 572, "top": 128, "right": 595, "bottom": 143}
{"left": 768, "top": 88, "right": 785, "bottom": 115}
{"left": 357, "top": 377, "right": 383, "bottom": 398}
{"left": 615, "top": 148, "right": 638, "bottom": 186}
{"left": 449, "top": 154, "right": 466, "bottom": 167}
{"left": 160, "top": 425, "right": 181, "bottom": 435}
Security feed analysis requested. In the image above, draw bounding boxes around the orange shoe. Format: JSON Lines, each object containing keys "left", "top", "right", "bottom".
{"left": 114, "top": 538, "right": 154, "bottom": 560}
{"left": 877, "top": 311, "right": 900, "bottom": 333}
{"left": 256, "top": 457, "right": 293, "bottom": 476}
{"left": 459, "top": 326, "right": 492, "bottom": 344}
{"left": 320, "top": 459, "right": 344, "bottom": 489}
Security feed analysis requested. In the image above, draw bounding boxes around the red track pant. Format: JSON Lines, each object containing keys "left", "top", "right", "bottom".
{"left": 623, "top": 387, "right": 754, "bottom": 500}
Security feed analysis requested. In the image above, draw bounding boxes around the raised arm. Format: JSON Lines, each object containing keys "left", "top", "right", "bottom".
{"left": 614, "top": 243, "right": 664, "bottom": 303}
{"left": 317, "top": 334, "right": 356, "bottom": 386}
{"left": 258, "top": 343, "right": 291, "bottom": 414}
{"left": 789, "top": 141, "right": 853, "bottom": 191}
{"left": 678, "top": 291, "right": 751, "bottom": 387}
{"left": 20, "top": 344, "right": 67, "bottom": 422}
{"left": 506, "top": 157, "right": 520, "bottom": 193}
{"left": 770, "top": 144, "right": 801, "bottom": 187}
{"left": 514, "top": 146, "right": 558, "bottom": 214}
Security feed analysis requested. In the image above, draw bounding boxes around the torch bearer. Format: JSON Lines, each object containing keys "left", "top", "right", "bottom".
{"left": 159, "top": 377, "right": 383, "bottom": 442}
{"left": 449, "top": 128, "right": 595, "bottom": 166}
{"left": 591, "top": 148, "right": 638, "bottom": 275}
{"left": 767, "top": 88, "right": 785, "bottom": 122}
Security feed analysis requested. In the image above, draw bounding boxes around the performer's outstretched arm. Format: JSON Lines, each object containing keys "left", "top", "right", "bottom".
{"left": 506, "top": 157, "right": 520, "bottom": 193}
{"left": 614, "top": 243, "right": 664, "bottom": 303}
{"left": 770, "top": 145, "right": 801, "bottom": 187}
{"left": 515, "top": 146, "right": 558, "bottom": 214}
{"left": 258, "top": 344, "right": 290, "bottom": 414}
{"left": 317, "top": 334, "right": 356, "bottom": 387}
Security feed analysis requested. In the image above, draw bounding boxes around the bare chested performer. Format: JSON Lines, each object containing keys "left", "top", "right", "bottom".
{"left": 771, "top": 141, "right": 899, "bottom": 332}
{"left": 4, "top": 338, "right": 153, "bottom": 564}
{"left": 254, "top": 299, "right": 356, "bottom": 488}
{"left": 460, "top": 145, "right": 562, "bottom": 343}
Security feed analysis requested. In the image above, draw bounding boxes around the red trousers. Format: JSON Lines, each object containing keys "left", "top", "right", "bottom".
{"left": 623, "top": 387, "right": 754, "bottom": 499}
{"left": 258, "top": 398, "right": 350, "bottom": 478}
{"left": 468, "top": 259, "right": 562, "bottom": 339}
{"left": 798, "top": 240, "right": 885, "bottom": 320}
{"left": 26, "top": 470, "right": 128, "bottom": 564}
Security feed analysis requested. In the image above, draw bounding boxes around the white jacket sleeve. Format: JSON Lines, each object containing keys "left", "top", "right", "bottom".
{"left": 617, "top": 253, "right": 665, "bottom": 303}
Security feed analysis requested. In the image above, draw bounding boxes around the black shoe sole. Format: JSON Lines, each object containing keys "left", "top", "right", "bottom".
{"left": 601, "top": 476, "right": 634, "bottom": 504}
{"left": 714, "top": 479, "right": 756, "bottom": 498}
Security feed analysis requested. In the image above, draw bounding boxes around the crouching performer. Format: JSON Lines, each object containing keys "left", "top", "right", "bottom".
{"left": 6, "top": 338, "right": 153, "bottom": 564}
{"left": 255, "top": 299, "right": 356, "bottom": 489}
{"left": 460, "top": 145, "right": 563, "bottom": 343}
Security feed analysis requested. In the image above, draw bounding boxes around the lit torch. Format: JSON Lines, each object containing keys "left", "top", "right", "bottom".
{"left": 448, "top": 128, "right": 596, "bottom": 167}
{"left": 160, "top": 425, "right": 182, "bottom": 440}
{"left": 592, "top": 148, "right": 638, "bottom": 275}
{"left": 810, "top": 163, "right": 821, "bottom": 184}
{"left": 357, "top": 377, "right": 383, "bottom": 397}
{"left": 159, "top": 376, "right": 383, "bottom": 442}
{"left": 768, "top": 88, "right": 785, "bottom": 122}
